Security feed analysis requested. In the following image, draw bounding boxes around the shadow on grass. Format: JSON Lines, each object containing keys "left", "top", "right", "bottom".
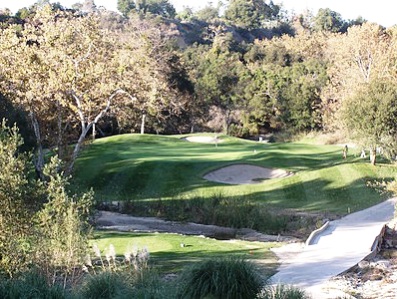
{"left": 72, "top": 135, "right": 347, "bottom": 200}
{"left": 149, "top": 248, "right": 278, "bottom": 276}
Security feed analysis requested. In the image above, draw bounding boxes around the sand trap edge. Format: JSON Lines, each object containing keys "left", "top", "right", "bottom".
{"left": 203, "top": 164, "right": 293, "bottom": 185}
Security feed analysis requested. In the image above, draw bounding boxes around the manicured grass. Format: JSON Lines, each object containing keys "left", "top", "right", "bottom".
{"left": 92, "top": 231, "right": 278, "bottom": 275}
{"left": 74, "top": 134, "right": 397, "bottom": 216}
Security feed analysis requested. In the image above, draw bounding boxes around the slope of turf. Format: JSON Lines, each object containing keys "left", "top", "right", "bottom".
{"left": 73, "top": 133, "right": 397, "bottom": 215}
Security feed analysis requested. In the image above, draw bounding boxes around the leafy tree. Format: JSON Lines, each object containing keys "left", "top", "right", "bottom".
{"left": 241, "top": 67, "right": 279, "bottom": 135}
{"left": 117, "top": 0, "right": 136, "bottom": 16}
{"left": 324, "top": 22, "right": 390, "bottom": 130}
{"left": 0, "top": 94, "right": 35, "bottom": 151}
{"left": 0, "top": 120, "right": 36, "bottom": 276}
{"left": 136, "top": 0, "right": 176, "bottom": 18}
{"left": 342, "top": 80, "right": 397, "bottom": 164}
{"left": 34, "top": 157, "right": 93, "bottom": 287}
{"left": 82, "top": 0, "right": 97, "bottom": 13}
{"left": 0, "top": 121, "right": 93, "bottom": 282}
{"left": 194, "top": 4, "right": 219, "bottom": 22}
{"left": 313, "top": 8, "right": 347, "bottom": 33}
{"left": 0, "top": 6, "right": 137, "bottom": 175}
{"left": 176, "top": 6, "right": 194, "bottom": 21}
{"left": 279, "top": 60, "right": 328, "bottom": 130}
{"left": 193, "top": 44, "right": 246, "bottom": 133}
{"left": 224, "top": 0, "right": 280, "bottom": 29}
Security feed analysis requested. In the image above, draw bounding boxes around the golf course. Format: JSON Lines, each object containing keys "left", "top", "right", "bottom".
{"left": 74, "top": 133, "right": 396, "bottom": 216}
{"left": 72, "top": 133, "right": 397, "bottom": 282}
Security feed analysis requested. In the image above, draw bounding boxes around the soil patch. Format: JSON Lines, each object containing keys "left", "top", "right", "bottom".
{"left": 203, "top": 164, "right": 293, "bottom": 185}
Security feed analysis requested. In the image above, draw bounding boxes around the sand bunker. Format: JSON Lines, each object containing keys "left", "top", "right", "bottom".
{"left": 203, "top": 164, "right": 292, "bottom": 185}
{"left": 183, "top": 136, "right": 222, "bottom": 143}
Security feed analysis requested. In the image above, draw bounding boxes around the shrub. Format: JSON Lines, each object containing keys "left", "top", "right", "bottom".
{"left": 258, "top": 284, "right": 309, "bottom": 299}
{"left": 0, "top": 270, "right": 66, "bottom": 299}
{"left": 0, "top": 120, "right": 36, "bottom": 276}
{"left": 177, "top": 258, "right": 263, "bottom": 299}
{"left": 80, "top": 271, "right": 127, "bottom": 299}
{"left": 121, "top": 194, "right": 289, "bottom": 234}
{"left": 120, "top": 271, "right": 177, "bottom": 299}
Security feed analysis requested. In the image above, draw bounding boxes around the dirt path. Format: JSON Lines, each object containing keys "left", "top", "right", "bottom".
{"left": 270, "top": 197, "right": 397, "bottom": 299}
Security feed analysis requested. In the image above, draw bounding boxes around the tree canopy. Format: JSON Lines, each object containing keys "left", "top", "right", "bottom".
{"left": 1, "top": 0, "right": 397, "bottom": 167}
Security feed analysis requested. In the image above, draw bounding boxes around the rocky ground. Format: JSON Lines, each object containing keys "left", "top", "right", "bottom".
{"left": 326, "top": 220, "right": 397, "bottom": 299}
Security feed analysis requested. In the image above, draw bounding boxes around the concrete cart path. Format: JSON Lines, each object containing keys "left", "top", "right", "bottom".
{"left": 270, "top": 197, "right": 397, "bottom": 298}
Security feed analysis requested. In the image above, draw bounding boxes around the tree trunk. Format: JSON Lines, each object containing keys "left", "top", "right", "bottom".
{"left": 369, "top": 148, "right": 376, "bottom": 165}
{"left": 140, "top": 114, "right": 146, "bottom": 135}
{"left": 30, "top": 111, "right": 45, "bottom": 180}
{"left": 223, "top": 109, "right": 231, "bottom": 135}
{"left": 66, "top": 125, "right": 91, "bottom": 176}
{"left": 92, "top": 122, "right": 96, "bottom": 141}
{"left": 67, "top": 89, "right": 135, "bottom": 175}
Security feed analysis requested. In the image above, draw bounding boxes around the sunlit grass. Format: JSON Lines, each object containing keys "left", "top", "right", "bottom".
{"left": 73, "top": 133, "right": 397, "bottom": 215}
{"left": 92, "top": 231, "right": 279, "bottom": 275}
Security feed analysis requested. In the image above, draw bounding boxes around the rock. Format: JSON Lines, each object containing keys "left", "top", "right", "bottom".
{"left": 374, "top": 259, "right": 391, "bottom": 269}
{"left": 358, "top": 260, "right": 370, "bottom": 269}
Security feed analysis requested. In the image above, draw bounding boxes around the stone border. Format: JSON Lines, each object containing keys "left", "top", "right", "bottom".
{"left": 365, "top": 224, "right": 387, "bottom": 260}
{"left": 305, "top": 221, "right": 330, "bottom": 246}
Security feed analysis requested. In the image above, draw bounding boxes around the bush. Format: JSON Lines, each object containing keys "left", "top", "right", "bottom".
{"left": 80, "top": 271, "right": 127, "bottom": 299}
{"left": 121, "top": 271, "right": 177, "bottom": 299}
{"left": 80, "top": 269, "right": 175, "bottom": 299}
{"left": 258, "top": 284, "right": 309, "bottom": 299}
{"left": 177, "top": 258, "right": 263, "bottom": 299}
{"left": 121, "top": 194, "right": 289, "bottom": 235}
{"left": 0, "top": 270, "right": 66, "bottom": 299}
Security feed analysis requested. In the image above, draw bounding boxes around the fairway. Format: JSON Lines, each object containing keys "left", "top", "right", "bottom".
{"left": 92, "top": 231, "right": 279, "bottom": 275}
{"left": 74, "top": 134, "right": 397, "bottom": 216}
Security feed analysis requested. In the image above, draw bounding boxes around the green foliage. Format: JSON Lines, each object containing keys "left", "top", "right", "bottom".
{"left": 34, "top": 157, "right": 93, "bottom": 286}
{"left": 0, "top": 121, "right": 93, "bottom": 284}
{"left": 342, "top": 80, "right": 397, "bottom": 160}
{"left": 313, "top": 8, "right": 347, "bottom": 33}
{"left": 0, "top": 93, "right": 35, "bottom": 151}
{"left": 258, "top": 284, "right": 309, "bottom": 299}
{"left": 279, "top": 59, "right": 328, "bottom": 131}
{"left": 136, "top": 0, "right": 176, "bottom": 18}
{"left": 194, "top": 5, "right": 219, "bottom": 22}
{"left": 0, "top": 120, "right": 36, "bottom": 276}
{"left": 224, "top": 0, "right": 280, "bottom": 29}
{"left": 80, "top": 271, "right": 127, "bottom": 299}
{"left": 117, "top": 0, "right": 135, "bottom": 16}
{"left": 191, "top": 47, "right": 246, "bottom": 133}
{"left": 177, "top": 258, "right": 263, "bottom": 299}
{"left": 0, "top": 270, "right": 66, "bottom": 299}
{"left": 122, "top": 195, "right": 289, "bottom": 234}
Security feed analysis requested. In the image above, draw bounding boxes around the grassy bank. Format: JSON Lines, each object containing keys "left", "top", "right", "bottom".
{"left": 74, "top": 134, "right": 396, "bottom": 217}
{"left": 92, "top": 231, "right": 279, "bottom": 275}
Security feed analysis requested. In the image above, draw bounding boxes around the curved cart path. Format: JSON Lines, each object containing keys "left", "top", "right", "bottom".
{"left": 270, "top": 197, "right": 397, "bottom": 298}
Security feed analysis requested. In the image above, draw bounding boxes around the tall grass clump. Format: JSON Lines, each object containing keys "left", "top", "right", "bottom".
{"left": 0, "top": 270, "right": 66, "bottom": 299}
{"left": 177, "top": 258, "right": 263, "bottom": 299}
{"left": 258, "top": 284, "right": 309, "bottom": 299}
{"left": 121, "top": 194, "right": 290, "bottom": 234}
{"left": 80, "top": 243, "right": 158, "bottom": 299}
{"left": 80, "top": 271, "right": 127, "bottom": 299}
